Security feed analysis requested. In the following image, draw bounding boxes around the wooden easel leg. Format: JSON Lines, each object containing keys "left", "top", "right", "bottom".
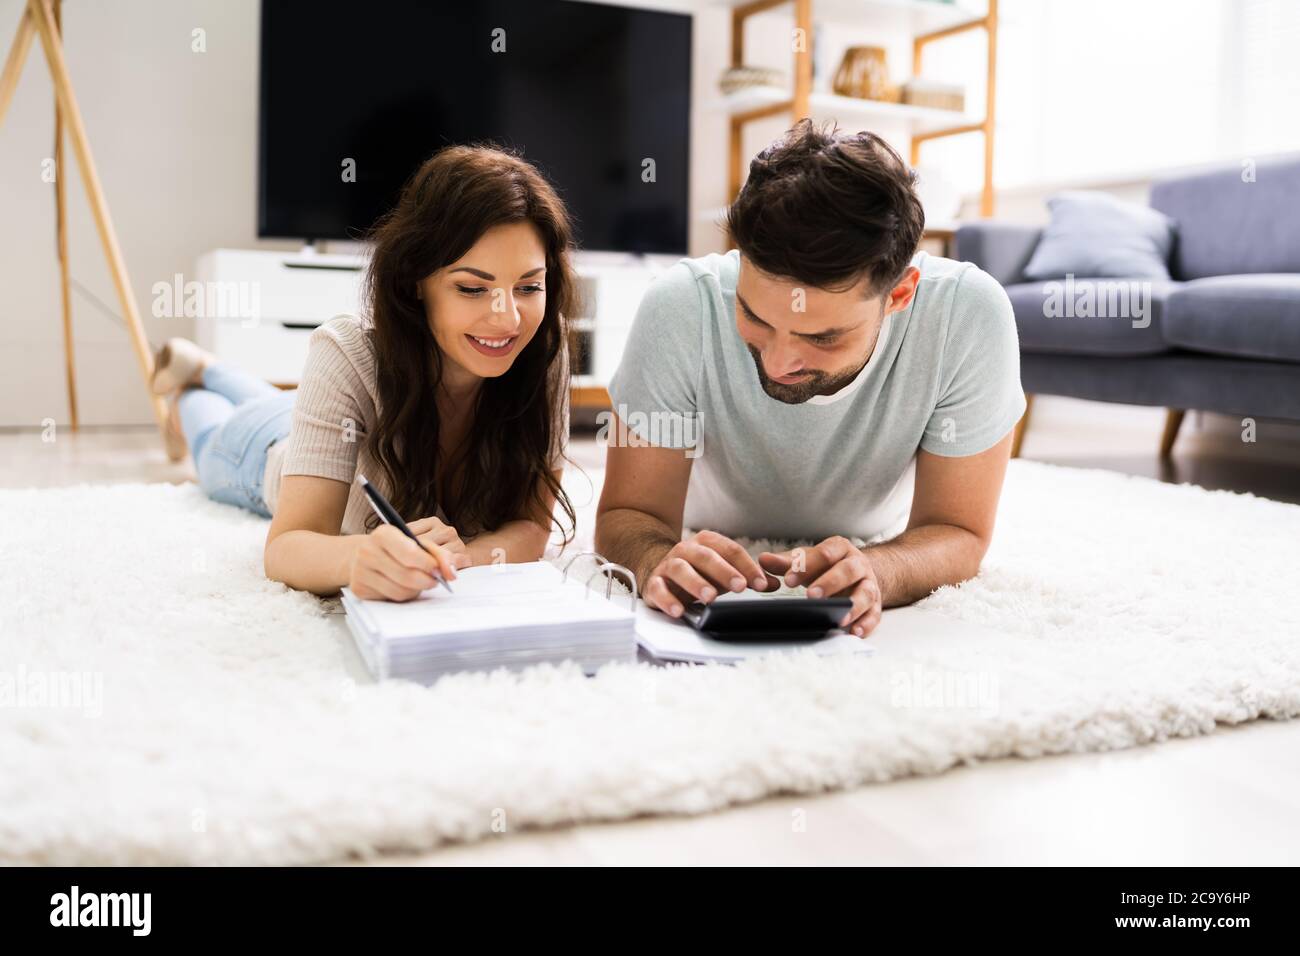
{"left": 26, "top": 0, "right": 171, "bottom": 449}
{"left": 0, "top": 7, "right": 35, "bottom": 126}
{"left": 53, "top": 0, "right": 77, "bottom": 431}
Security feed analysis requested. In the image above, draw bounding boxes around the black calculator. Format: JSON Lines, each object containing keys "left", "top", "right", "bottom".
{"left": 681, "top": 597, "right": 853, "bottom": 642}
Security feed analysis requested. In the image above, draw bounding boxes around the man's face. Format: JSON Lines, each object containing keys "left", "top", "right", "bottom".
{"left": 735, "top": 259, "right": 920, "bottom": 404}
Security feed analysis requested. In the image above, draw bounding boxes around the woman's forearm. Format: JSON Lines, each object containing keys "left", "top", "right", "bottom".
{"left": 464, "top": 519, "right": 550, "bottom": 567}
{"left": 264, "top": 530, "right": 365, "bottom": 596}
{"left": 266, "top": 519, "right": 547, "bottom": 596}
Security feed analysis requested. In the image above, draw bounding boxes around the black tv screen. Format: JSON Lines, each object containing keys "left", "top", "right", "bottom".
{"left": 258, "top": 0, "right": 692, "bottom": 254}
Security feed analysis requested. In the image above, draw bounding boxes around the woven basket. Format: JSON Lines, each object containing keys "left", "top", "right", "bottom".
{"left": 832, "top": 46, "right": 894, "bottom": 101}
{"left": 719, "top": 65, "right": 786, "bottom": 95}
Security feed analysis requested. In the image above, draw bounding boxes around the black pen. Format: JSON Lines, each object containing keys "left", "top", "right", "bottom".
{"left": 356, "top": 474, "right": 454, "bottom": 593}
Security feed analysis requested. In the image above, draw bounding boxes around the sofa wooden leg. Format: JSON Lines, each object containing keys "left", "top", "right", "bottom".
{"left": 1160, "top": 409, "right": 1185, "bottom": 459}
{"left": 1011, "top": 393, "right": 1033, "bottom": 459}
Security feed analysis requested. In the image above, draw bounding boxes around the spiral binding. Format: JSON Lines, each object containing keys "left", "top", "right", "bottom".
{"left": 559, "top": 550, "right": 638, "bottom": 612}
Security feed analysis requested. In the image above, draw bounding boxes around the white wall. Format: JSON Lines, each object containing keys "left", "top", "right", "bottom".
{"left": 687, "top": 4, "right": 730, "bottom": 258}
{"left": 956, "top": 178, "right": 1152, "bottom": 224}
{"left": 0, "top": 0, "right": 733, "bottom": 428}
{"left": 0, "top": 0, "right": 304, "bottom": 427}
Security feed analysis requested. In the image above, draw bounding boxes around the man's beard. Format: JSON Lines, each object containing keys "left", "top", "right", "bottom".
{"left": 745, "top": 343, "right": 867, "bottom": 405}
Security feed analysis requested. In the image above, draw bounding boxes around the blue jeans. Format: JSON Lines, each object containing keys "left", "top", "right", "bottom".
{"left": 177, "top": 364, "right": 295, "bottom": 517}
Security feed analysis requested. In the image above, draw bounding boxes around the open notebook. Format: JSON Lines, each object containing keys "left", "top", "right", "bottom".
{"left": 341, "top": 559, "right": 872, "bottom": 684}
{"left": 340, "top": 561, "right": 637, "bottom": 684}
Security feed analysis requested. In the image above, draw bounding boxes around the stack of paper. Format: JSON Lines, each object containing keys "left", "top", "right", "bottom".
{"left": 341, "top": 561, "right": 636, "bottom": 684}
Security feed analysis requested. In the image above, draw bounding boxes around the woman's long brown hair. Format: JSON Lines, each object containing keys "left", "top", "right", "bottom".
{"left": 362, "top": 144, "right": 576, "bottom": 545}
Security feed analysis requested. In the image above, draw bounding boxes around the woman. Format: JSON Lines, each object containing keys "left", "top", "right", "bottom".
{"left": 151, "top": 145, "right": 577, "bottom": 601}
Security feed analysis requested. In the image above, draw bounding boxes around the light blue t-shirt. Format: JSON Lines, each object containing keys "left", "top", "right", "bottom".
{"left": 607, "top": 249, "right": 1026, "bottom": 543}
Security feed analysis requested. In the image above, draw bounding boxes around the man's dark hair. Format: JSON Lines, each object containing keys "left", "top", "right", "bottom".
{"left": 725, "top": 120, "right": 925, "bottom": 296}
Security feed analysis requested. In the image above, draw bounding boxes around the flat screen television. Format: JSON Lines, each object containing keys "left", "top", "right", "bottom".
{"left": 258, "top": 0, "right": 692, "bottom": 254}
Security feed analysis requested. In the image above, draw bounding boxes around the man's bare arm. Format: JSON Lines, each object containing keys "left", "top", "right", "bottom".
{"left": 869, "top": 430, "right": 1014, "bottom": 605}
{"left": 594, "top": 420, "right": 691, "bottom": 586}
{"left": 763, "top": 429, "right": 1015, "bottom": 634}
{"left": 595, "top": 413, "right": 771, "bottom": 614}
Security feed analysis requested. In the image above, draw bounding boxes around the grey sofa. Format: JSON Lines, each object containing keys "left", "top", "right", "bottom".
{"left": 954, "top": 155, "right": 1300, "bottom": 457}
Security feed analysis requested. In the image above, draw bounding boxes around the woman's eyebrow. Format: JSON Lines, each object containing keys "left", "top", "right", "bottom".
{"left": 449, "top": 266, "right": 546, "bottom": 280}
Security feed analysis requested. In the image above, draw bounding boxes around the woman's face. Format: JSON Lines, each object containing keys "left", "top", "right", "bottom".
{"left": 419, "top": 221, "right": 548, "bottom": 385}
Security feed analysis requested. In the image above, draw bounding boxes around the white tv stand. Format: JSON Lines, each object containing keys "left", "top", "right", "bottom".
{"left": 195, "top": 248, "right": 366, "bottom": 386}
{"left": 194, "top": 247, "right": 672, "bottom": 404}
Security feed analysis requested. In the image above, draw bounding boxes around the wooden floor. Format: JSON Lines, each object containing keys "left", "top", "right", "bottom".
{"left": 4, "top": 396, "right": 1300, "bottom": 865}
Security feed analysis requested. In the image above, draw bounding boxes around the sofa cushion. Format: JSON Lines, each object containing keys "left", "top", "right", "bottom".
{"left": 1022, "top": 191, "right": 1175, "bottom": 281}
{"left": 1004, "top": 278, "right": 1180, "bottom": 356}
{"left": 1149, "top": 156, "right": 1300, "bottom": 279}
{"left": 1163, "top": 274, "right": 1300, "bottom": 363}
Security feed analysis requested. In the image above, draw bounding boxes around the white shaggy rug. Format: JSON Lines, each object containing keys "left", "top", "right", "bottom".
{"left": 2, "top": 460, "right": 1299, "bottom": 865}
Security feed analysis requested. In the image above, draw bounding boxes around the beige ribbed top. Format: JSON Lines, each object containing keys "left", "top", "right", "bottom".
{"left": 262, "top": 315, "right": 568, "bottom": 537}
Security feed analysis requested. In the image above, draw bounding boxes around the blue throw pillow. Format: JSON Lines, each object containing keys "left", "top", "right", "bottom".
{"left": 1022, "top": 191, "right": 1176, "bottom": 281}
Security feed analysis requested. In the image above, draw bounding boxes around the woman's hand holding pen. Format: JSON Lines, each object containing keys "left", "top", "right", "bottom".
{"left": 348, "top": 523, "right": 462, "bottom": 602}
{"left": 410, "top": 516, "right": 474, "bottom": 570}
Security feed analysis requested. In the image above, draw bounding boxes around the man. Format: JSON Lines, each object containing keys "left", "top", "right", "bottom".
{"left": 595, "top": 121, "right": 1026, "bottom": 637}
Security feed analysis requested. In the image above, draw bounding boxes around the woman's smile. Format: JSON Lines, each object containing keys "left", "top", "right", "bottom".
{"left": 465, "top": 333, "right": 520, "bottom": 357}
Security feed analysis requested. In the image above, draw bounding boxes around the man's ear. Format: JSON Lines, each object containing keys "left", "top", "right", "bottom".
{"left": 884, "top": 266, "right": 921, "bottom": 315}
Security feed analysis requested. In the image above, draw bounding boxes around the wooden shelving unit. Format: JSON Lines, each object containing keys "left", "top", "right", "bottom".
{"left": 723, "top": 0, "right": 1000, "bottom": 218}
{"left": 708, "top": 84, "right": 979, "bottom": 130}
{"left": 909, "top": 0, "right": 998, "bottom": 216}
